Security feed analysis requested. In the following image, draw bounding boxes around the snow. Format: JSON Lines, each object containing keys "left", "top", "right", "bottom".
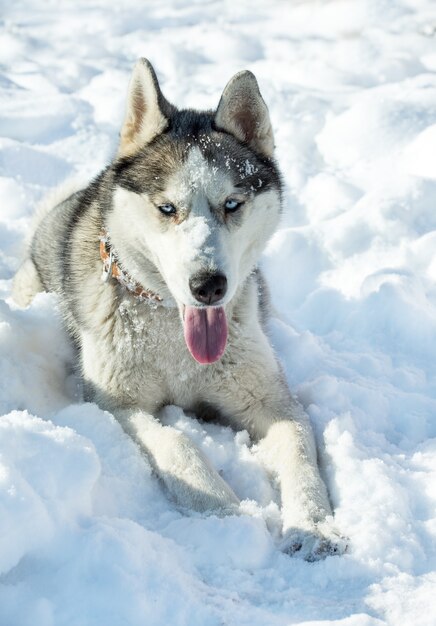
{"left": 1, "top": 0, "right": 436, "bottom": 624}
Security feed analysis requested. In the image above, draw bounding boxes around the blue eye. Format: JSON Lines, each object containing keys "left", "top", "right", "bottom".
{"left": 225, "top": 198, "right": 243, "bottom": 212}
{"left": 158, "top": 203, "right": 177, "bottom": 216}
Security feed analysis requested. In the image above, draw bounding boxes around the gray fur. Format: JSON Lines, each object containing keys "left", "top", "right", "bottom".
{"left": 12, "top": 59, "right": 345, "bottom": 560}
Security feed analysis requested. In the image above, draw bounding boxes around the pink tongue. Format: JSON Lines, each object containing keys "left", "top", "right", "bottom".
{"left": 183, "top": 306, "right": 228, "bottom": 364}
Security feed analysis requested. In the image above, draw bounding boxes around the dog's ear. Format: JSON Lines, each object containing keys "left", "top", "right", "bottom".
{"left": 118, "top": 59, "right": 174, "bottom": 158}
{"left": 215, "top": 71, "right": 274, "bottom": 157}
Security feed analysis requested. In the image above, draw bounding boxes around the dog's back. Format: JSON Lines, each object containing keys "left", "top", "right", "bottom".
{"left": 12, "top": 180, "right": 85, "bottom": 307}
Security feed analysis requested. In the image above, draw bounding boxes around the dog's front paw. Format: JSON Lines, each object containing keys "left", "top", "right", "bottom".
{"left": 280, "top": 522, "right": 347, "bottom": 561}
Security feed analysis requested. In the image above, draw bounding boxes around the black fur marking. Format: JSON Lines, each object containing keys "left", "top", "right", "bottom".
{"left": 112, "top": 108, "right": 282, "bottom": 203}
{"left": 60, "top": 169, "right": 113, "bottom": 329}
{"left": 112, "top": 135, "right": 187, "bottom": 196}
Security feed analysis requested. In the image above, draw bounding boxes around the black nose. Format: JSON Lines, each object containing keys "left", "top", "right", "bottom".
{"left": 189, "top": 273, "right": 228, "bottom": 305}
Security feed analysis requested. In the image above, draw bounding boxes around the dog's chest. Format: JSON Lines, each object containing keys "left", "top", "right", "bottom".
{"left": 116, "top": 299, "right": 187, "bottom": 363}
{"left": 111, "top": 298, "right": 215, "bottom": 405}
{"left": 87, "top": 290, "right": 261, "bottom": 415}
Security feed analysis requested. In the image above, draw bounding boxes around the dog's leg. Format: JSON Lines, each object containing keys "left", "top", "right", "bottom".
{"left": 209, "top": 357, "right": 345, "bottom": 560}
{"left": 254, "top": 399, "right": 345, "bottom": 560}
{"left": 80, "top": 330, "right": 239, "bottom": 514}
{"left": 116, "top": 409, "right": 240, "bottom": 514}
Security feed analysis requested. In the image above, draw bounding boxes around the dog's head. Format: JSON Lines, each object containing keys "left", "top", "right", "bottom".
{"left": 107, "top": 59, "right": 282, "bottom": 364}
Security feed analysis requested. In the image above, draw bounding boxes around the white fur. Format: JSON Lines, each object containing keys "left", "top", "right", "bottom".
{"left": 11, "top": 257, "right": 42, "bottom": 307}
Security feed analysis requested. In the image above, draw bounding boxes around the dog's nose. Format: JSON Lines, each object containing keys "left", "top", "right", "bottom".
{"left": 189, "top": 273, "right": 227, "bottom": 305}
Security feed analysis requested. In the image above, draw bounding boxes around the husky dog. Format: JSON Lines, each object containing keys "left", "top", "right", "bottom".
{"left": 13, "top": 59, "right": 344, "bottom": 560}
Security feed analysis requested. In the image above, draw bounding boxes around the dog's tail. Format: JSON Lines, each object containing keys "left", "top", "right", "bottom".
{"left": 12, "top": 176, "right": 86, "bottom": 307}
{"left": 12, "top": 258, "right": 43, "bottom": 307}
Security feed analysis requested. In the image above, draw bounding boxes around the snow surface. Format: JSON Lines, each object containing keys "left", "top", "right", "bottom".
{"left": 1, "top": 0, "right": 436, "bottom": 624}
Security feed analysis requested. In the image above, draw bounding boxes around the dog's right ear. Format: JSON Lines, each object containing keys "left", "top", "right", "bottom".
{"left": 118, "top": 59, "right": 174, "bottom": 158}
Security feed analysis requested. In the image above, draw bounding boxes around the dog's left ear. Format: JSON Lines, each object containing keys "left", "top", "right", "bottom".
{"left": 118, "top": 58, "right": 175, "bottom": 158}
{"left": 215, "top": 71, "right": 274, "bottom": 157}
